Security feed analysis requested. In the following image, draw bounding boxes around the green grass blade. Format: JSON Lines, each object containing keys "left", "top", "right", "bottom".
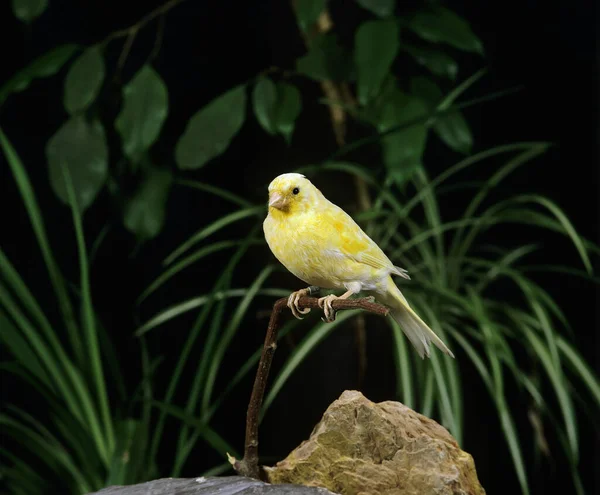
{"left": 61, "top": 161, "right": 114, "bottom": 457}
{"left": 420, "top": 368, "right": 435, "bottom": 418}
{"left": 201, "top": 264, "right": 276, "bottom": 412}
{"left": 150, "top": 229, "right": 260, "bottom": 469}
{"left": 557, "top": 338, "right": 600, "bottom": 408}
{"left": 0, "top": 286, "right": 109, "bottom": 466}
{"left": 149, "top": 400, "right": 239, "bottom": 459}
{"left": 419, "top": 303, "right": 462, "bottom": 443}
{"left": 162, "top": 206, "right": 264, "bottom": 265}
{"left": 438, "top": 68, "right": 487, "bottom": 111}
{"left": 0, "top": 309, "right": 49, "bottom": 387}
{"left": 449, "top": 145, "right": 548, "bottom": 281}
{"left": 175, "top": 178, "right": 253, "bottom": 207}
{"left": 202, "top": 462, "right": 234, "bottom": 476}
{"left": 388, "top": 319, "right": 414, "bottom": 408}
{"left": 401, "top": 143, "right": 550, "bottom": 221}
{"left": 135, "top": 288, "right": 289, "bottom": 337}
{"left": 261, "top": 311, "right": 358, "bottom": 420}
{"left": 0, "top": 287, "right": 83, "bottom": 420}
{"left": 137, "top": 240, "right": 260, "bottom": 305}
{"left": 0, "top": 413, "right": 92, "bottom": 493}
{"left": 495, "top": 393, "right": 530, "bottom": 495}
{"left": 412, "top": 167, "right": 445, "bottom": 283}
{"left": 504, "top": 195, "right": 593, "bottom": 274}
{"left": 0, "top": 127, "right": 82, "bottom": 362}
{"left": 524, "top": 330, "right": 579, "bottom": 462}
{"left": 0, "top": 447, "right": 49, "bottom": 495}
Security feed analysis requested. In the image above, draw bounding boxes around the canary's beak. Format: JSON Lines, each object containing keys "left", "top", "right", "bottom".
{"left": 268, "top": 192, "right": 286, "bottom": 210}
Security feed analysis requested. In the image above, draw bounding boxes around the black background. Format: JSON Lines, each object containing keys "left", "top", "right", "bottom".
{"left": 1, "top": 0, "right": 598, "bottom": 494}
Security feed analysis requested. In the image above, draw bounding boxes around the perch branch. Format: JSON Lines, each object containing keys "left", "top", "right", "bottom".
{"left": 230, "top": 296, "right": 389, "bottom": 480}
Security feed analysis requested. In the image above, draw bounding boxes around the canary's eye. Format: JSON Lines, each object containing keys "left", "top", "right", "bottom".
{"left": 292, "top": 187, "right": 300, "bottom": 195}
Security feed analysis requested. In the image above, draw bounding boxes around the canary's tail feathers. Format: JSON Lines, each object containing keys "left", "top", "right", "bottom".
{"left": 392, "top": 265, "right": 411, "bottom": 280}
{"left": 383, "top": 279, "right": 454, "bottom": 359}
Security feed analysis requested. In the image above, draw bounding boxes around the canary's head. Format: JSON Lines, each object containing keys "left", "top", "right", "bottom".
{"left": 267, "top": 173, "right": 322, "bottom": 215}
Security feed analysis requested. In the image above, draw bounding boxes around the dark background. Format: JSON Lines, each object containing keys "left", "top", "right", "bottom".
{"left": 1, "top": 0, "right": 598, "bottom": 494}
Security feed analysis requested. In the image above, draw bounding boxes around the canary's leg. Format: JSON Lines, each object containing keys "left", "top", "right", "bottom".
{"left": 287, "top": 286, "right": 320, "bottom": 319}
{"left": 318, "top": 285, "right": 359, "bottom": 323}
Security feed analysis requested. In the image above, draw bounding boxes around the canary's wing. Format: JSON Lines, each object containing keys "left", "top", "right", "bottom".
{"left": 321, "top": 202, "right": 410, "bottom": 279}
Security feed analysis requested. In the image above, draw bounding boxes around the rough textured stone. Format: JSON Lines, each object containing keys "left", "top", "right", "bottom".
{"left": 265, "top": 390, "right": 485, "bottom": 495}
{"left": 87, "top": 475, "right": 339, "bottom": 494}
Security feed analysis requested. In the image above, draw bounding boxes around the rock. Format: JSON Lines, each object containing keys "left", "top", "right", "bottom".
{"left": 265, "top": 390, "right": 485, "bottom": 495}
{"left": 87, "top": 475, "right": 339, "bottom": 494}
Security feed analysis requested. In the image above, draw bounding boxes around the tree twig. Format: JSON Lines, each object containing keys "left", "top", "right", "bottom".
{"left": 104, "top": 0, "right": 187, "bottom": 42}
{"left": 230, "top": 295, "right": 389, "bottom": 480}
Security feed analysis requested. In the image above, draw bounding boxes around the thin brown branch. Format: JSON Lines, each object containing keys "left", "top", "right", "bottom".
{"left": 231, "top": 296, "right": 389, "bottom": 479}
{"left": 104, "top": 0, "right": 186, "bottom": 43}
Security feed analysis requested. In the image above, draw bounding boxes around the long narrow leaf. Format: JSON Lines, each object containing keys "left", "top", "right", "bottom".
{"left": 162, "top": 206, "right": 264, "bottom": 265}
{"left": 60, "top": 161, "right": 114, "bottom": 457}
{"left": 1, "top": 127, "right": 82, "bottom": 362}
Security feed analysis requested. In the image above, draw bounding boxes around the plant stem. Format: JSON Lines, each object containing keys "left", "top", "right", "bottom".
{"left": 231, "top": 295, "right": 390, "bottom": 480}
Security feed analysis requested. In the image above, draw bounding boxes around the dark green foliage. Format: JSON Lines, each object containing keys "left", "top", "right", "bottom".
{"left": 175, "top": 84, "right": 246, "bottom": 170}
{"left": 46, "top": 116, "right": 109, "bottom": 210}
{"left": 253, "top": 77, "right": 302, "bottom": 144}
{"left": 355, "top": 0, "right": 396, "bottom": 18}
{"left": 296, "top": 33, "right": 354, "bottom": 81}
{"left": 123, "top": 166, "right": 173, "bottom": 241}
{"left": 0, "top": 45, "right": 79, "bottom": 105}
{"left": 11, "top": 0, "right": 47, "bottom": 23}
{"left": 63, "top": 46, "right": 105, "bottom": 115}
{"left": 295, "top": 0, "right": 328, "bottom": 32}
{"left": 115, "top": 65, "right": 169, "bottom": 165}
{"left": 354, "top": 19, "right": 400, "bottom": 105}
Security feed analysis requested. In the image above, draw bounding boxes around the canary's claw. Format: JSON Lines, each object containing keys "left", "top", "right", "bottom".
{"left": 287, "top": 289, "right": 311, "bottom": 319}
{"left": 318, "top": 294, "right": 338, "bottom": 323}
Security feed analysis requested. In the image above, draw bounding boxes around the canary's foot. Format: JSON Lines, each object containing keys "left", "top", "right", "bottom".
{"left": 287, "top": 286, "right": 320, "bottom": 319}
{"left": 318, "top": 287, "right": 359, "bottom": 323}
{"left": 318, "top": 294, "right": 338, "bottom": 322}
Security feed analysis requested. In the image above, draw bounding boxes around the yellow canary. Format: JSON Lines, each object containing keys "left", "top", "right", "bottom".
{"left": 263, "top": 173, "right": 454, "bottom": 359}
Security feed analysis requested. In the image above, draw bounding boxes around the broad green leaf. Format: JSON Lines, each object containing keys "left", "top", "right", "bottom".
{"left": 434, "top": 111, "right": 472, "bottom": 154}
{"left": 253, "top": 78, "right": 302, "bottom": 143}
{"left": 355, "top": 0, "right": 395, "bottom": 17}
{"left": 175, "top": 84, "right": 246, "bottom": 169}
{"left": 295, "top": 0, "right": 327, "bottom": 32}
{"left": 404, "top": 45, "right": 458, "bottom": 80}
{"left": 274, "top": 82, "right": 302, "bottom": 144}
{"left": 115, "top": 65, "right": 169, "bottom": 163}
{"left": 355, "top": 19, "right": 399, "bottom": 105}
{"left": 409, "top": 6, "right": 483, "bottom": 54}
{"left": 410, "top": 76, "right": 443, "bottom": 107}
{"left": 64, "top": 46, "right": 105, "bottom": 115}
{"left": 374, "top": 84, "right": 429, "bottom": 182}
{"left": 252, "top": 76, "right": 277, "bottom": 134}
{"left": 11, "top": 0, "right": 47, "bottom": 23}
{"left": 411, "top": 76, "right": 472, "bottom": 154}
{"left": 296, "top": 33, "right": 354, "bottom": 81}
{"left": 46, "top": 116, "right": 108, "bottom": 210}
{"left": 124, "top": 166, "right": 172, "bottom": 241}
{"left": 0, "top": 45, "right": 79, "bottom": 106}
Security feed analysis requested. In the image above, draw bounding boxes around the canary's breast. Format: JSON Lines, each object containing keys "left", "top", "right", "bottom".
{"left": 263, "top": 208, "right": 382, "bottom": 290}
